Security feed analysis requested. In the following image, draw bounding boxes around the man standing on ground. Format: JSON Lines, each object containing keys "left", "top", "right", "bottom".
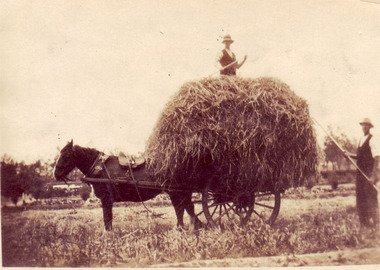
{"left": 216, "top": 34, "right": 247, "bottom": 76}
{"left": 346, "top": 118, "right": 379, "bottom": 227}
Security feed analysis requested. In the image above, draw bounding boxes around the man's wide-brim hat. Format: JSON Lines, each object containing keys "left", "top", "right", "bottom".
{"left": 222, "top": 34, "right": 234, "bottom": 43}
{"left": 360, "top": 118, "right": 374, "bottom": 128}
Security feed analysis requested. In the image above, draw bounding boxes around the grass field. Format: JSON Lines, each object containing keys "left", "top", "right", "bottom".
{"left": 2, "top": 184, "right": 380, "bottom": 267}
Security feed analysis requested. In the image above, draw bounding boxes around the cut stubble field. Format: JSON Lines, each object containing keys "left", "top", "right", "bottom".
{"left": 2, "top": 184, "right": 380, "bottom": 267}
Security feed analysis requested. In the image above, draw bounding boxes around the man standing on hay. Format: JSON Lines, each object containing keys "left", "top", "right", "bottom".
{"left": 346, "top": 118, "right": 379, "bottom": 227}
{"left": 216, "top": 34, "right": 247, "bottom": 76}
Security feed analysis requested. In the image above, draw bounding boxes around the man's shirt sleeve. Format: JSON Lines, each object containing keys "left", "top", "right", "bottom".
{"left": 371, "top": 135, "right": 380, "bottom": 157}
{"left": 215, "top": 51, "right": 223, "bottom": 69}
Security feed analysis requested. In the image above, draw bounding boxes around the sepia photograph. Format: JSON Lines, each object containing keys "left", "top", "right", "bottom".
{"left": 1, "top": 0, "right": 380, "bottom": 268}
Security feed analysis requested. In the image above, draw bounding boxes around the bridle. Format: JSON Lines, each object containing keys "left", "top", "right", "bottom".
{"left": 55, "top": 162, "right": 76, "bottom": 184}
{"left": 56, "top": 147, "right": 102, "bottom": 184}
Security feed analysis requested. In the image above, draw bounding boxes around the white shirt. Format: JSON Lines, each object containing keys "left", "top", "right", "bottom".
{"left": 358, "top": 134, "right": 380, "bottom": 157}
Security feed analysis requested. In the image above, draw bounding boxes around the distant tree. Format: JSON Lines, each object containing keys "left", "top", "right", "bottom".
{"left": 1, "top": 156, "right": 48, "bottom": 204}
{"left": 79, "top": 184, "right": 91, "bottom": 202}
{"left": 1, "top": 146, "right": 89, "bottom": 202}
{"left": 1, "top": 159, "right": 24, "bottom": 205}
{"left": 323, "top": 126, "right": 356, "bottom": 170}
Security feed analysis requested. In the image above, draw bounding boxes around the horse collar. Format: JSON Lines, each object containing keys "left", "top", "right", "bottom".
{"left": 83, "top": 153, "right": 109, "bottom": 179}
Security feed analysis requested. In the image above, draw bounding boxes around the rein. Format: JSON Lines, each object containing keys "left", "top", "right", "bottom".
{"left": 128, "top": 164, "right": 162, "bottom": 217}
{"left": 62, "top": 176, "right": 74, "bottom": 183}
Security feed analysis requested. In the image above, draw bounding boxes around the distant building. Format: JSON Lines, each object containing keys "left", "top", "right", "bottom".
{"left": 52, "top": 184, "right": 81, "bottom": 196}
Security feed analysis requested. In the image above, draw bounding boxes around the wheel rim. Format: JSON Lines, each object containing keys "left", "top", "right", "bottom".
{"left": 253, "top": 191, "right": 281, "bottom": 225}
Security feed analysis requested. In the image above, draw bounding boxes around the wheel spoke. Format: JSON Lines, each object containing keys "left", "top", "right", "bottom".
{"left": 235, "top": 205, "right": 252, "bottom": 218}
{"left": 255, "top": 202, "right": 274, "bottom": 209}
{"left": 214, "top": 204, "right": 234, "bottom": 223}
{"left": 241, "top": 207, "right": 249, "bottom": 215}
{"left": 253, "top": 209, "right": 264, "bottom": 220}
{"left": 208, "top": 201, "right": 231, "bottom": 208}
{"left": 195, "top": 210, "right": 204, "bottom": 217}
{"left": 211, "top": 204, "right": 218, "bottom": 217}
{"left": 223, "top": 204, "right": 230, "bottom": 218}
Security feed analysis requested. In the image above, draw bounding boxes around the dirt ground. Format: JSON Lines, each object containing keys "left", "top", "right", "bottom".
{"left": 151, "top": 247, "right": 380, "bottom": 268}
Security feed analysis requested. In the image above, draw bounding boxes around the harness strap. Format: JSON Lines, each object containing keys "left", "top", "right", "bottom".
{"left": 82, "top": 154, "right": 162, "bottom": 217}
{"left": 83, "top": 153, "right": 102, "bottom": 179}
{"left": 101, "top": 158, "right": 123, "bottom": 201}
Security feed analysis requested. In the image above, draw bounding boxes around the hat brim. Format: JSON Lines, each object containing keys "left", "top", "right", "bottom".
{"left": 222, "top": 40, "right": 234, "bottom": 43}
{"left": 360, "top": 122, "right": 374, "bottom": 128}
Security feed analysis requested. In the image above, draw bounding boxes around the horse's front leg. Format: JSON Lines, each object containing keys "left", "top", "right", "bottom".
{"left": 93, "top": 184, "right": 114, "bottom": 231}
{"left": 101, "top": 198, "right": 113, "bottom": 231}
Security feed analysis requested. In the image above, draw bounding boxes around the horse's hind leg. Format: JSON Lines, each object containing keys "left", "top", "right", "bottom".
{"left": 169, "top": 191, "right": 204, "bottom": 231}
{"left": 182, "top": 192, "right": 204, "bottom": 231}
{"left": 168, "top": 192, "right": 186, "bottom": 228}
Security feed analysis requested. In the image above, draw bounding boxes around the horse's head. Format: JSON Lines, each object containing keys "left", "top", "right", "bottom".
{"left": 54, "top": 140, "right": 77, "bottom": 181}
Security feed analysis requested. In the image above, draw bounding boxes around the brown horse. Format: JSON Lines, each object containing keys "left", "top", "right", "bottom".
{"left": 54, "top": 140, "right": 201, "bottom": 231}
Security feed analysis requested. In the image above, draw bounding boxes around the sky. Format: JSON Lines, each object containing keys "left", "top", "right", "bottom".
{"left": 1, "top": 0, "right": 380, "bottom": 163}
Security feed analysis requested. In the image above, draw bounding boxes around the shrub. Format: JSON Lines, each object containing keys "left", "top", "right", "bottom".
{"left": 79, "top": 184, "right": 91, "bottom": 202}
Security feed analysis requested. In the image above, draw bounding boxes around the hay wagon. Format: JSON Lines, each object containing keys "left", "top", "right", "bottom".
{"left": 83, "top": 159, "right": 281, "bottom": 228}
{"left": 80, "top": 76, "right": 317, "bottom": 229}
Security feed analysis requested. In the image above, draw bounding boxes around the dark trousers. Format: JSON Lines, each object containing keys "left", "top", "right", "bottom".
{"left": 356, "top": 172, "right": 379, "bottom": 227}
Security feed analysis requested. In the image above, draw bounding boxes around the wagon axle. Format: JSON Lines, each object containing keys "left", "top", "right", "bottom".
{"left": 233, "top": 191, "right": 255, "bottom": 209}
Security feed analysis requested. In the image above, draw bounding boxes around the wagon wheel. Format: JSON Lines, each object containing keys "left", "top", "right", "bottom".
{"left": 201, "top": 180, "right": 281, "bottom": 228}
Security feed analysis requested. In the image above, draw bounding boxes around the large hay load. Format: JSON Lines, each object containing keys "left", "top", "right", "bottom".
{"left": 145, "top": 76, "right": 318, "bottom": 194}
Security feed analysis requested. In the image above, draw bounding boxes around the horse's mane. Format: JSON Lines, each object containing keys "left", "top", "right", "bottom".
{"left": 72, "top": 145, "right": 102, "bottom": 175}
{"left": 73, "top": 145, "right": 101, "bottom": 160}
